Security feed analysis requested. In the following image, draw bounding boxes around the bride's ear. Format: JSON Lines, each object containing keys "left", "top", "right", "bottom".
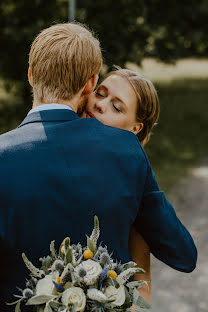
{"left": 82, "top": 74, "right": 99, "bottom": 96}
{"left": 131, "top": 122, "right": 144, "bottom": 136}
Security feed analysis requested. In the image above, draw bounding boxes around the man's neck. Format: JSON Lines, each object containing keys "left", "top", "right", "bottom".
{"left": 32, "top": 98, "right": 79, "bottom": 113}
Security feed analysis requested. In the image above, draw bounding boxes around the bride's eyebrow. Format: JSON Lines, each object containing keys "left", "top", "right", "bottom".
{"left": 97, "top": 85, "right": 107, "bottom": 92}
{"left": 100, "top": 84, "right": 127, "bottom": 108}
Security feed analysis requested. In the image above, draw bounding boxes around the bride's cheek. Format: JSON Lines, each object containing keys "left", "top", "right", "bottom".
{"left": 86, "top": 98, "right": 95, "bottom": 110}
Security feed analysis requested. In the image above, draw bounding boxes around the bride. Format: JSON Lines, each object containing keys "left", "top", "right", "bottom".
{"left": 80, "top": 67, "right": 160, "bottom": 302}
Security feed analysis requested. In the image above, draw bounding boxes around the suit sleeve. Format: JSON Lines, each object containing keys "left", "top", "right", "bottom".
{"left": 133, "top": 161, "right": 197, "bottom": 273}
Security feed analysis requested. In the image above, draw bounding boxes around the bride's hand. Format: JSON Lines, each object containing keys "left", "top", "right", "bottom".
{"left": 128, "top": 225, "right": 151, "bottom": 304}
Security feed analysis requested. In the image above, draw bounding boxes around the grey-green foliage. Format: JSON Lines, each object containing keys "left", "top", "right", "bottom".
{"left": 90, "top": 215, "right": 100, "bottom": 244}
{"left": 122, "top": 261, "right": 137, "bottom": 271}
{"left": 15, "top": 300, "right": 22, "bottom": 312}
{"left": 50, "top": 240, "right": 58, "bottom": 261}
{"left": 133, "top": 288, "right": 151, "bottom": 309}
{"left": 22, "top": 253, "right": 45, "bottom": 278}
{"left": 86, "top": 234, "right": 97, "bottom": 254}
{"left": 61, "top": 263, "right": 72, "bottom": 282}
{"left": 39, "top": 255, "right": 52, "bottom": 274}
{"left": 126, "top": 281, "right": 147, "bottom": 289}
{"left": 65, "top": 246, "right": 73, "bottom": 265}
{"left": 26, "top": 294, "right": 55, "bottom": 305}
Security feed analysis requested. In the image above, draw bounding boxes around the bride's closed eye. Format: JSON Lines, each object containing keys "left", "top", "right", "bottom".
{"left": 95, "top": 91, "right": 105, "bottom": 97}
{"left": 113, "top": 104, "right": 121, "bottom": 112}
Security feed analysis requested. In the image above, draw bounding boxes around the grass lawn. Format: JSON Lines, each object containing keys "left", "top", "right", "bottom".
{"left": 145, "top": 78, "right": 208, "bottom": 191}
{"left": 0, "top": 59, "right": 208, "bottom": 191}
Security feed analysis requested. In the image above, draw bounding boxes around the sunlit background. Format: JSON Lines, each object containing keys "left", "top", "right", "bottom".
{"left": 0, "top": 1, "right": 207, "bottom": 311}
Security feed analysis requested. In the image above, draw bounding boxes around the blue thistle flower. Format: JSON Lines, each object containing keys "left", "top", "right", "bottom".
{"left": 100, "top": 252, "right": 111, "bottom": 265}
{"left": 77, "top": 250, "right": 82, "bottom": 260}
{"left": 98, "top": 246, "right": 107, "bottom": 254}
{"left": 99, "top": 267, "right": 108, "bottom": 288}
{"left": 23, "top": 288, "right": 33, "bottom": 299}
{"left": 53, "top": 281, "right": 65, "bottom": 293}
{"left": 78, "top": 268, "right": 87, "bottom": 278}
{"left": 53, "top": 260, "right": 64, "bottom": 271}
{"left": 62, "top": 271, "right": 71, "bottom": 283}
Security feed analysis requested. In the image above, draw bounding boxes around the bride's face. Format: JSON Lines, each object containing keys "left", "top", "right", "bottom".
{"left": 81, "top": 74, "right": 142, "bottom": 134}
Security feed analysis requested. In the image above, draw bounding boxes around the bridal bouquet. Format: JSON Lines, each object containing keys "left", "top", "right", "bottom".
{"left": 8, "top": 216, "right": 151, "bottom": 312}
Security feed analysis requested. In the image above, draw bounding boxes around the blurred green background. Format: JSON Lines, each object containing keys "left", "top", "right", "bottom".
{"left": 0, "top": 0, "right": 208, "bottom": 191}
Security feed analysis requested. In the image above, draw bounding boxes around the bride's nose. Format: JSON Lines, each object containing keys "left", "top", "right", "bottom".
{"left": 94, "top": 99, "right": 107, "bottom": 113}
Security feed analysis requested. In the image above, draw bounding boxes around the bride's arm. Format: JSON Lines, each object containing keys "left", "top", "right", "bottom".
{"left": 128, "top": 225, "right": 151, "bottom": 303}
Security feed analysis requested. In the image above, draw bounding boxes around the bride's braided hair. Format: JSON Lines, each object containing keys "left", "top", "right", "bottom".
{"left": 106, "top": 67, "right": 160, "bottom": 147}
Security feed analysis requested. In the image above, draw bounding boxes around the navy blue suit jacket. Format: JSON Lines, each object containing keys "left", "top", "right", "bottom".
{"left": 0, "top": 109, "right": 197, "bottom": 308}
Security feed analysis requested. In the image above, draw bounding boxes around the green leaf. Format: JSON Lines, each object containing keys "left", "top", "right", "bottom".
{"left": 126, "top": 281, "right": 145, "bottom": 289}
{"left": 39, "top": 256, "right": 52, "bottom": 273}
{"left": 64, "top": 237, "right": 70, "bottom": 250}
{"left": 22, "top": 253, "right": 45, "bottom": 278}
{"left": 133, "top": 288, "right": 139, "bottom": 304}
{"left": 49, "top": 300, "right": 62, "bottom": 310}
{"left": 122, "top": 261, "right": 137, "bottom": 270}
{"left": 90, "top": 215, "right": 100, "bottom": 243}
{"left": 138, "top": 296, "right": 151, "bottom": 309}
{"left": 124, "top": 285, "right": 131, "bottom": 304}
{"left": 59, "top": 237, "right": 70, "bottom": 257}
{"left": 86, "top": 235, "right": 97, "bottom": 253}
{"left": 132, "top": 308, "right": 150, "bottom": 312}
{"left": 61, "top": 263, "right": 71, "bottom": 280}
{"left": 68, "top": 263, "right": 76, "bottom": 282}
{"left": 112, "top": 277, "right": 120, "bottom": 288}
{"left": 6, "top": 298, "right": 23, "bottom": 306}
{"left": 108, "top": 276, "right": 116, "bottom": 287}
{"left": 134, "top": 296, "right": 151, "bottom": 309}
{"left": 134, "top": 268, "right": 145, "bottom": 274}
{"left": 50, "top": 240, "right": 58, "bottom": 260}
{"left": 44, "top": 302, "right": 53, "bottom": 312}
{"left": 26, "top": 295, "right": 55, "bottom": 305}
{"left": 102, "top": 276, "right": 114, "bottom": 289}
{"left": 65, "top": 246, "right": 73, "bottom": 264}
{"left": 37, "top": 307, "right": 45, "bottom": 312}
{"left": 15, "top": 300, "right": 22, "bottom": 312}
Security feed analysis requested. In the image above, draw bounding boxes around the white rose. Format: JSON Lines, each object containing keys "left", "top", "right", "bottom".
{"left": 87, "top": 288, "right": 107, "bottom": 303}
{"left": 36, "top": 275, "right": 57, "bottom": 296}
{"left": 104, "top": 285, "right": 125, "bottom": 307}
{"left": 74, "top": 259, "right": 102, "bottom": 285}
{"left": 62, "top": 287, "right": 86, "bottom": 312}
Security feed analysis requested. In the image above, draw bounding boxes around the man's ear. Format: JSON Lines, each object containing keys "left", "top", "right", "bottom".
{"left": 82, "top": 74, "right": 99, "bottom": 96}
{"left": 28, "top": 68, "right": 33, "bottom": 87}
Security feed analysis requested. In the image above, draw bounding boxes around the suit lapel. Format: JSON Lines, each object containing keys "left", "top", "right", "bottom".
{"left": 18, "top": 109, "right": 80, "bottom": 128}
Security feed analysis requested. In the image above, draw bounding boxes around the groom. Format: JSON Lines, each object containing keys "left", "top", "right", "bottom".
{"left": 0, "top": 23, "right": 197, "bottom": 309}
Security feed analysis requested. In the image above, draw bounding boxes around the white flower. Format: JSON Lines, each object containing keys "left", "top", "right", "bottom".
{"left": 83, "top": 277, "right": 92, "bottom": 286}
{"left": 62, "top": 287, "right": 86, "bottom": 312}
{"left": 36, "top": 275, "right": 57, "bottom": 296}
{"left": 74, "top": 260, "right": 102, "bottom": 285}
{"left": 104, "top": 285, "right": 125, "bottom": 307}
{"left": 87, "top": 288, "right": 107, "bottom": 303}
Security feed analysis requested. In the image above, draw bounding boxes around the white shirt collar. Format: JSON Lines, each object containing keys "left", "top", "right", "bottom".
{"left": 27, "top": 103, "right": 73, "bottom": 116}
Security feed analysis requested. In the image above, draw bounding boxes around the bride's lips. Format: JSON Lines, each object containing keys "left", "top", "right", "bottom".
{"left": 86, "top": 111, "right": 96, "bottom": 119}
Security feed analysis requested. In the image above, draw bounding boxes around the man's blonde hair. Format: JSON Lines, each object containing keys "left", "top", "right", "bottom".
{"left": 107, "top": 67, "right": 160, "bottom": 146}
{"left": 29, "top": 23, "right": 102, "bottom": 103}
